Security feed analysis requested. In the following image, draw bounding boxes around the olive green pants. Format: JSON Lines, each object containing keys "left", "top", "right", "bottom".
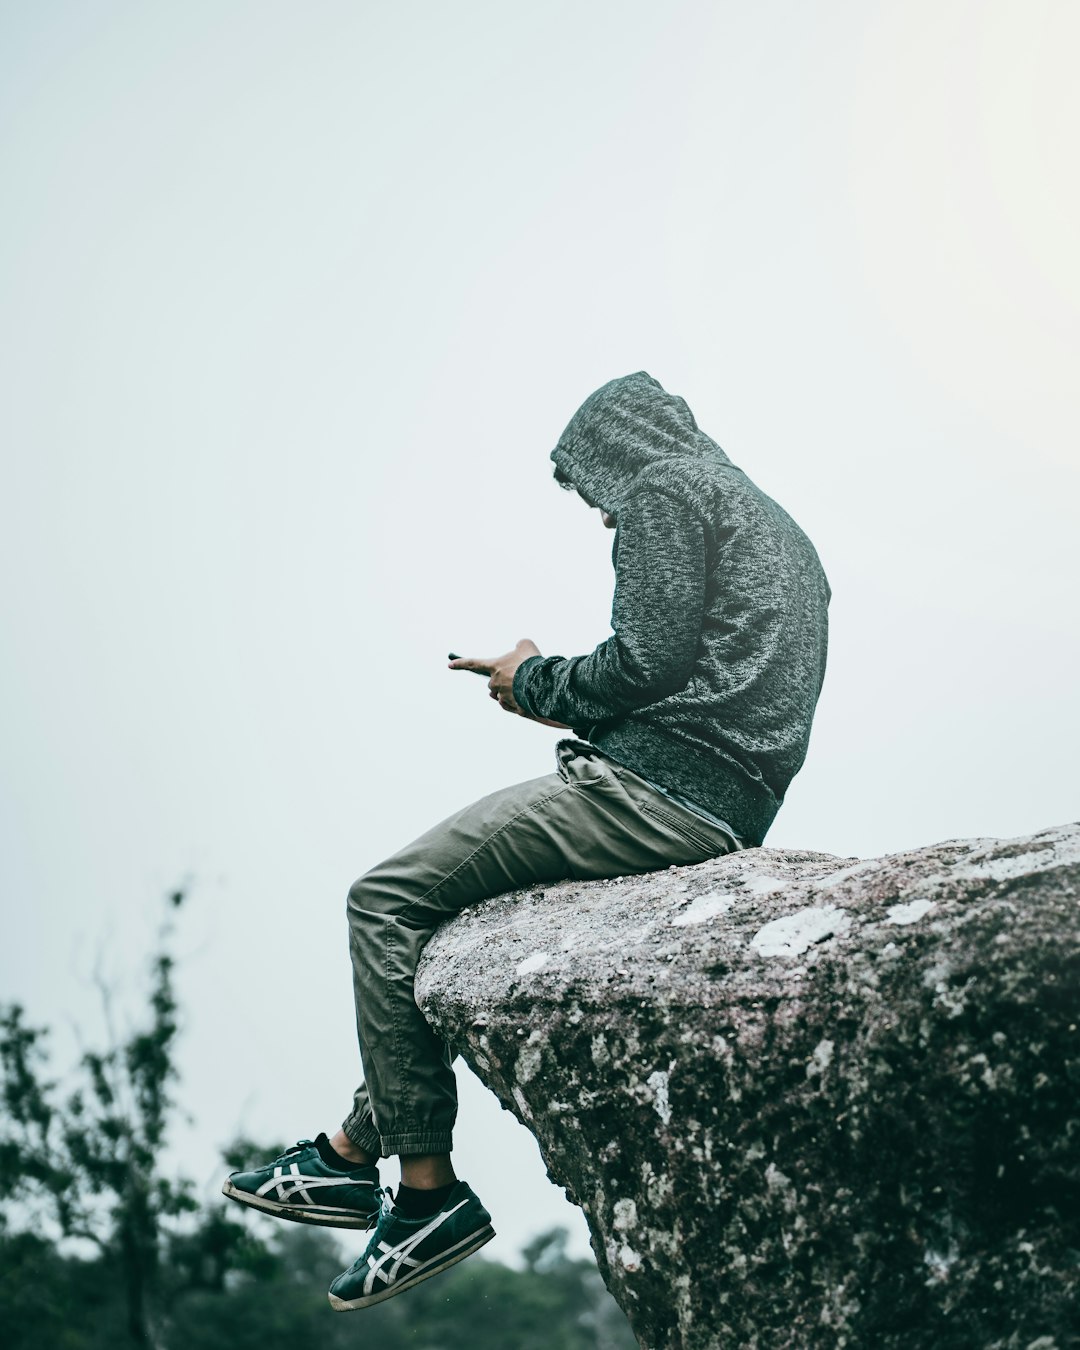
{"left": 341, "top": 738, "right": 739, "bottom": 1157}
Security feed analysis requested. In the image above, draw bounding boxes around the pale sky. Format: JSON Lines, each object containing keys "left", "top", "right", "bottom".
{"left": 2, "top": 0, "right": 1078, "bottom": 1264}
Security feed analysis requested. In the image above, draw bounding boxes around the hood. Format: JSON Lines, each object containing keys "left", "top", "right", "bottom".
{"left": 550, "top": 371, "right": 734, "bottom": 515}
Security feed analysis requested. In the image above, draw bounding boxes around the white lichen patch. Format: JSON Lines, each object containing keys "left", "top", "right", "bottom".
{"left": 765, "top": 1162, "right": 793, "bottom": 1191}
{"left": 806, "top": 1038, "right": 834, "bottom": 1078}
{"left": 923, "top": 960, "right": 951, "bottom": 990}
{"left": 886, "top": 898, "right": 936, "bottom": 925}
{"left": 613, "top": 1197, "right": 638, "bottom": 1231}
{"left": 750, "top": 905, "right": 851, "bottom": 958}
{"left": 923, "top": 1240, "right": 959, "bottom": 1282}
{"left": 515, "top": 951, "right": 550, "bottom": 976}
{"left": 516, "top": 1042, "right": 543, "bottom": 1083}
{"left": 951, "top": 846, "right": 1065, "bottom": 884}
{"left": 814, "top": 860, "right": 879, "bottom": 890}
{"left": 511, "top": 1085, "right": 533, "bottom": 1120}
{"left": 965, "top": 1053, "right": 998, "bottom": 1090}
{"left": 923, "top": 960, "right": 969, "bottom": 1017}
{"left": 640, "top": 1161, "right": 673, "bottom": 1202}
{"left": 618, "top": 1243, "right": 642, "bottom": 1272}
{"left": 741, "top": 874, "right": 785, "bottom": 895}
{"left": 671, "top": 892, "right": 734, "bottom": 926}
{"left": 646, "top": 1067, "right": 673, "bottom": 1124}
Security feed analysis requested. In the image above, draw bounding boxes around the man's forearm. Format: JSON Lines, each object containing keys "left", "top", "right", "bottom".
{"left": 512, "top": 638, "right": 693, "bottom": 727}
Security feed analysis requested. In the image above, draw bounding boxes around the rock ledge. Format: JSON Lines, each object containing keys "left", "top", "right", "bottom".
{"left": 417, "top": 823, "right": 1080, "bottom": 1350}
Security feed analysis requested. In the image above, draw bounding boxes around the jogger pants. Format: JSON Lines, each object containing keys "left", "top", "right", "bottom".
{"left": 341, "top": 738, "right": 740, "bottom": 1157}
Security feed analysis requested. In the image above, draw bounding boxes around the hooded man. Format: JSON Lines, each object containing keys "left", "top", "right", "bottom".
{"left": 223, "top": 371, "right": 831, "bottom": 1310}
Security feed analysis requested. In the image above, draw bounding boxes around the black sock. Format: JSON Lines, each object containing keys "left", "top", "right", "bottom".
{"left": 315, "top": 1132, "right": 371, "bottom": 1172}
{"left": 394, "top": 1181, "right": 456, "bottom": 1219}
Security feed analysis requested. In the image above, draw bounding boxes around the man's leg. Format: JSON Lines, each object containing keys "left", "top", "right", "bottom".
{"left": 225, "top": 739, "right": 738, "bottom": 1307}
{"left": 326, "top": 740, "right": 737, "bottom": 1310}
{"left": 340, "top": 739, "right": 737, "bottom": 1179}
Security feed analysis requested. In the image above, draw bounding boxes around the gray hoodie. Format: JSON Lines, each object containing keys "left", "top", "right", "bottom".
{"left": 512, "top": 371, "right": 830, "bottom": 847}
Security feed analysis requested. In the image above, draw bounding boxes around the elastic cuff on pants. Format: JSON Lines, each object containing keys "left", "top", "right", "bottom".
{"left": 341, "top": 1115, "right": 382, "bottom": 1156}
{"left": 378, "top": 1130, "right": 454, "bottom": 1157}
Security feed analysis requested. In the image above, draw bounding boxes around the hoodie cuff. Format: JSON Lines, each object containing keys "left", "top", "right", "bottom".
{"left": 512, "top": 654, "right": 546, "bottom": 718}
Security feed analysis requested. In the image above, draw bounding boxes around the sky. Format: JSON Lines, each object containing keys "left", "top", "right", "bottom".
{"left": 2, "top": 0, "right": 1078, "bottom": 1265}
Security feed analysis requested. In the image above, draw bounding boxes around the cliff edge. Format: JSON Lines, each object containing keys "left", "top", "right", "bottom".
{"left": 415, "top": 822, "right": 1080, "bottom": 1350}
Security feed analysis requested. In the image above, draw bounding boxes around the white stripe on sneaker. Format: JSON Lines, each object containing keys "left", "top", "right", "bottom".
{"left": 255, "top": 1172, "right": 373, "bottom": 1203}
{"left": 363, "top": 1199, "right": 469, "bottom": 1297}
{"left": 287, "top": 1162, "right": 311, "bottom": 1207}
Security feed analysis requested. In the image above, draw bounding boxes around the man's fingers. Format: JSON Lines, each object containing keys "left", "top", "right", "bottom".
{"left": 449, "top": 655, "right": 494, "bottom": 675}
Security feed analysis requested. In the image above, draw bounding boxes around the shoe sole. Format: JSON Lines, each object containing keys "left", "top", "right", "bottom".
{"left": 327, "top": 1224, "right": 496, "bottom": 1310}
{"left": 221, "top": 1178, "right": 377, "bottom": 1230}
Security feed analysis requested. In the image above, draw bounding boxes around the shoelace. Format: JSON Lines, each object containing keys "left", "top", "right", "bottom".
{"left": 353, "top": 1186, "right": 397, "bottom": 1267}
{"left": 269, "top": 1139, "right": 315, "bottom": 1166}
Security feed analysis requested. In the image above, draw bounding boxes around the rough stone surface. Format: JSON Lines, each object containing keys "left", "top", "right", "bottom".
{"left": 415, "top": 822, "right": 1080, "bottom": 1350}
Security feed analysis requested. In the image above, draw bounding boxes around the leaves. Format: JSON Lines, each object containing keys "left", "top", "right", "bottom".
{"left": 0, "top": 1221, "right": 637, "bottom": 1350}
{"left": 0, "top": 888, "right": 197, "bottom": 1344}
{"left": 0, "top": 886, "right": 637, "bottom": 1349}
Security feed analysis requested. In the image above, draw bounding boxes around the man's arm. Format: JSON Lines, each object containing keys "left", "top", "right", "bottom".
{"left": 513, "top": 488, "right": 707, "bottom": 727}
{"left": 448, "top": 640, "right": 572, "bottom": 726}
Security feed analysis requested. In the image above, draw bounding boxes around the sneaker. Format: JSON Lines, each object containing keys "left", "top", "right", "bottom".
{"left": 327, "top": 1181, "right": 495, "bottom": 1310}
{"left": 221, "top": 1134, "right": 380, "bottom": 1230}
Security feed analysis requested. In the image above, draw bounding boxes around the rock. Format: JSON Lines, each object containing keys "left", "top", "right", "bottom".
{"left": 415, "top": 822, "right": 1080, "bottom": 1350}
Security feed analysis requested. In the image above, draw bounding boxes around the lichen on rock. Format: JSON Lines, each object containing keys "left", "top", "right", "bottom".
{"left": 415, "top": 822, "right": 1080, "bottom": 1350}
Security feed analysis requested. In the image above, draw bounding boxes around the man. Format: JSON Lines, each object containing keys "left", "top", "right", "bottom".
{"left": 222, "top": 371, "right": 831, "bottom": 1311}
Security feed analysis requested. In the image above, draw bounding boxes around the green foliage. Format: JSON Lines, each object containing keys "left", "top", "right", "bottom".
{"left": 0, "top": 891, "right": 637, "bottom": 1349}
{"left": 0, "top": 893, "right": 198, "bottom": 1345}
{"left": 0, "top": 1221, "right": 637, "bottom": 1350}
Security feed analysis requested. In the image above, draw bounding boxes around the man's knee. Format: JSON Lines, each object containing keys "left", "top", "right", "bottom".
{"left": 346, "top": 871, "right": 378, "bottom": 927}
{"left": 346, "top": 862, "right": 417, "bottom": 928}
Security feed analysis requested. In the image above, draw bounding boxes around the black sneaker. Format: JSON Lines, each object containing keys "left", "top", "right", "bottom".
{"left": 328, "top": 1181, "right": 495, "bottom": 1310}
{"left": 221, "top": 1134, "right": 380, "bottom": 1230}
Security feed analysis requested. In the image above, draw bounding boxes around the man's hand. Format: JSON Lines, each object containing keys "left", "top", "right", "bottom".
{"left": 449, "top": 640, "right": 572, "bottom": 728}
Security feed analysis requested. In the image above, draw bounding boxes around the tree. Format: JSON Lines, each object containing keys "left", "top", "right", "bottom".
{"left": 0, "top": 889, "right": 198, "bottom": 1348}
{"left": 1, "top": 890, "right": 637, "bottom": 1349}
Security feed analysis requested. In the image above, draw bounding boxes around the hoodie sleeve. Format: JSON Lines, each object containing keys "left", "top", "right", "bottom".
{"left": 513, "top": 487, "right": 706, "bottom": 725}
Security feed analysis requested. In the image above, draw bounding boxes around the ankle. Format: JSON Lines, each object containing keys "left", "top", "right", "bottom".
{"left": 399, "top": 1154, "right": 456, "bottom": 1189}
{"left": 328, "top": 1128, "right": 377, "bottom": 1167}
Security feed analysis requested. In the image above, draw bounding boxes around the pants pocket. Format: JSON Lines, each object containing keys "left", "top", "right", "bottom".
{"left": 556, "top": 738, "right": 616, "bottom": 787}
{"left": 638, "top": 799, "right": 733, "bottom": 858}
